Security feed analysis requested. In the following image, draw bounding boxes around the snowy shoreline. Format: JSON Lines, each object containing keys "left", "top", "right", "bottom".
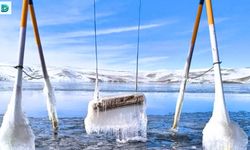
{"left": 1, "top": 65, "right": 250, "bottom": 84}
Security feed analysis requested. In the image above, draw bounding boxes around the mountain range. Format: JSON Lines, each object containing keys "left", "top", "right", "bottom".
{"left": 1, "top": 65, "right": 250, "bottom": 84}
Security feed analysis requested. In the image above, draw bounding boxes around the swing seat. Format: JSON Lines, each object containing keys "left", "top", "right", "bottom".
{"left": 84, "top": 0, "right": 147, "bottom": 142}
{"left": 84, "top": 93, "right": 147, "bottom": 142}
{"left": 92, "top": 93, "right": 145, "bottom": 111}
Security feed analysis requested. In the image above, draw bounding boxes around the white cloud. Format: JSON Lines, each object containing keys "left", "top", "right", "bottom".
{"left": 1, "top": 0, "right": 241, "bottom": 72}
{"left": 52, "top": 22, "right": 165, "bottom": 39}
{"left": 130, "top": 56, "right": 168, "bottom": 64}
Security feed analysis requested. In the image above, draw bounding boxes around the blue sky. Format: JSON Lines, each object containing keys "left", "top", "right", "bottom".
{"left": 0, "top": 0, "right": 249, "bottom": 71}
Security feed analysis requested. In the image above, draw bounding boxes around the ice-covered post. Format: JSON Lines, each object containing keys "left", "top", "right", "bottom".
{"left": 205, "top": 0, "right": 229, "bottom": 125}
{"left": 0, "top": 0, "right": 35, "bottom": 149}
{"left": 202, "top": 0, "right": 248, "bottom": 149}
{"left": 172, "top": 0, "right": 204, "bottom": 130}
{"left": 28, "top": 0, "right": 58, "bottom": 131}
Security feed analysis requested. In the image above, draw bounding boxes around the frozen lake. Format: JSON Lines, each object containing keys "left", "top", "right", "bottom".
{"left": 0, "top": 82, "right": 250, "bottom": 117}
{"left": 0, "top": 82, "right": 249, "bottom": 149}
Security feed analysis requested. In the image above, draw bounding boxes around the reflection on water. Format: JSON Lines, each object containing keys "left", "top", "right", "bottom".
{"left": 0, "top": 82, "right": 250, "bottom": 117}
{"left": 0, "top": 90, "right": 250, "bottom": 117}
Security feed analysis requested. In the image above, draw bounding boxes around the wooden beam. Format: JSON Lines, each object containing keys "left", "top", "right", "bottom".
{"left": 92, "top": 93, "right": 145, "bottom": 111}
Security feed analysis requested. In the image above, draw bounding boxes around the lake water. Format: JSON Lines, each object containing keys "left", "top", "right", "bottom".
{"left": 0, "top": 82, "right": 249, "bottom": 149}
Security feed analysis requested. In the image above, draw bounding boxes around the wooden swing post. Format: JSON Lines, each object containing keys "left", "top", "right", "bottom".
{"left": 172, "top": 0, "right": 205, "bottom": 130}
{"left": 28, "top": 0, "right": 59, "bottom": 131}
{"left": 205, "top": 0, "right": 229, "bottom": 123}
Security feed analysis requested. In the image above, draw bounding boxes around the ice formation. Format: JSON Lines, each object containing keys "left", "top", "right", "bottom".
{"left": 203, "top": 118, "right": 248, "bottom": 150}
{"left": 202, "top": 22, "right": 248, "bottom": 149}
{"left": 202, "top": 83, "right": 248, "bottom": 150}
{"left": 202, "top": 85, "right": 248, "bottom": 150}
{"left": 43, "top": 79, "right": 58, "bottom": 129}
{"left": 84, "top": 95, "right": 147, "bottom": 142}
{"left": 0, "top": 89, "right": 35, "bottom": 150}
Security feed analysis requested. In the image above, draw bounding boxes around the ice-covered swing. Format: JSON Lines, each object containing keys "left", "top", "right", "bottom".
{"left": 171, "top": 0, "right": 248, "bottom": 149}
{"left": 84, "top": 0, "right": 147, "bottom": 142}
{"left": 0, "top": 0, "right": 58, "bottom": 149}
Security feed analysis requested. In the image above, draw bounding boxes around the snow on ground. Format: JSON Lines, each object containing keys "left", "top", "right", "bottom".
{"left": 1, "top": 64, "right": 250, "bottom": 84}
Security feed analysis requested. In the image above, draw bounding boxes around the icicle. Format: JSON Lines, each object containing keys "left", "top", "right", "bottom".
{"left": 43, "top": 79, "right": 58, "bottom": 130}
{"left": 93, "top": 78, "right": 99, "bottom": 101}
{"left": 84, "top": 96, "right": 147, "bottom": 142}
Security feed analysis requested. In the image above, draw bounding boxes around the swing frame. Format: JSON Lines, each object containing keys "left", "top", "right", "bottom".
{"left": 172, "top": 0, "right": 230, "bottom": 130}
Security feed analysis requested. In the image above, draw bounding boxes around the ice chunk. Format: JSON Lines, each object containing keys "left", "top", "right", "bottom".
{"left": 0, "top": 90, "right": 35, "bottom": 150}
{"left": 203, "top": 117, "right": 248, "bottom": 150}
{"left": 84, "top": 96, "right": 147, "bottom": 142}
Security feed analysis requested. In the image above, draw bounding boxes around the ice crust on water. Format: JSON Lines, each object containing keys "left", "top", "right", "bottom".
{"left": 84, "top": 98, "right": 147, "bottom": 142}
{"left": 0, "top": 90, "right": 35, "bottom": 150}
{"left": 203, "top": 118, "right": 248, "bottom": 150}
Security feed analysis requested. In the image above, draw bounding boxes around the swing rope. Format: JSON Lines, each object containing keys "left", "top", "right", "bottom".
{"left": 14, "top": 65, "right": 43, "bottom": 80}
{"left": 189, "top": 66, "right": 213, "bottom": 80}
{"left": 188, "top": 61, "right": 222, "bottom": 80}
{"left": 93, "top": 0, "right": 99, "bottom": 100}
{"left": 0, "top": 65, "right": 43, "bottom": 80}
{"left": 135, "top": 0, "right": 142, "bottom": 92}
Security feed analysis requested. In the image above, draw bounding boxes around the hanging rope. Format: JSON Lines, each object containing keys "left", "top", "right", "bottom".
{"left": 93, "top": 0, "right": 99, "bottom": 100}
{"left": 14, "top": 65, "right": 43, "bottom": 80}
{"left": 0, "top": 65, "right": 43, "bottom": 80}
{"left": 188, "top": 61, "right": 222, "bottom": 80}
{"left": 93, "top": 0, "right": 98, "bottom": 79}
{"left": 135, "top": 0, "right": 142, "bottom": 92}
{"left": 189, "top": 66, "right": 213, "bottom": 80}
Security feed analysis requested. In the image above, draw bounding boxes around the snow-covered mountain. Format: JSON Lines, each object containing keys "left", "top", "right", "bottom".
{"left": 0, "top": 65, "right": 250, "bottom": 84}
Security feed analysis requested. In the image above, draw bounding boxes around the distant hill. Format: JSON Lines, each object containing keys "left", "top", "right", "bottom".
{"left": 1, "top": 65, "right": 250, "bottom": 84}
